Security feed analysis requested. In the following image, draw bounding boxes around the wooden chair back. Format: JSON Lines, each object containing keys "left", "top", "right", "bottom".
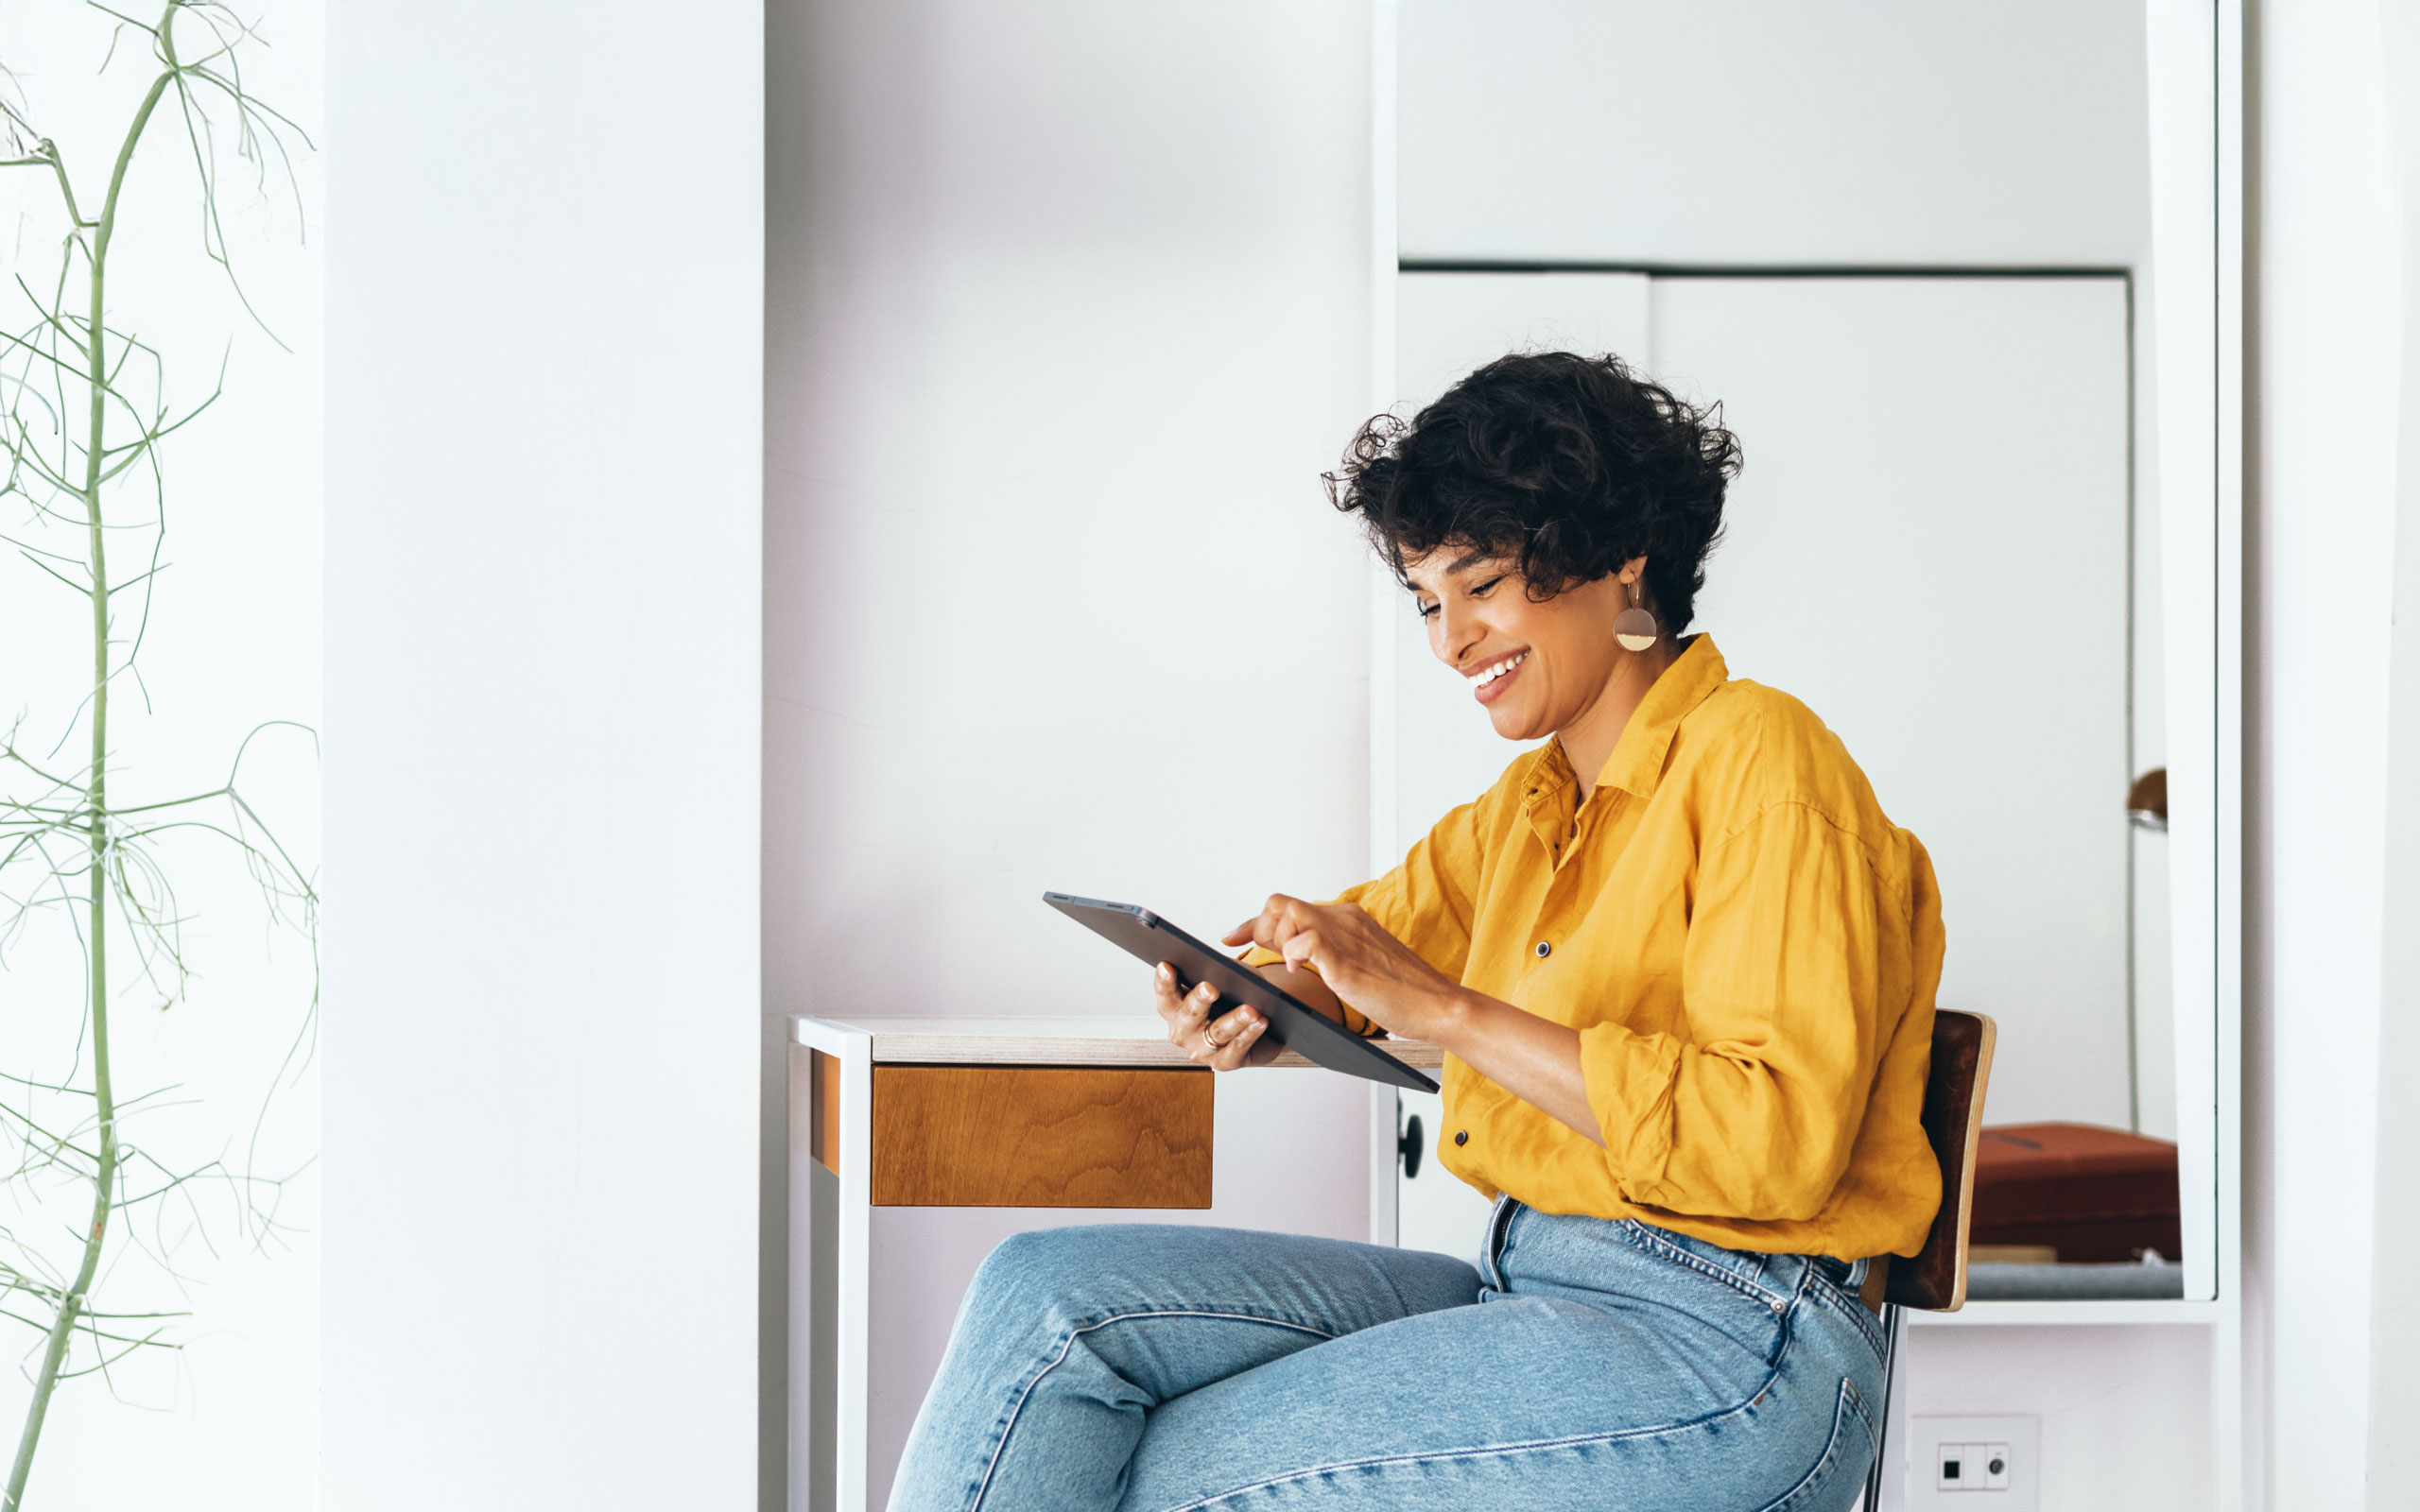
{"left": 1883, "top": 1009, "right": 1997, "bottom": 1312}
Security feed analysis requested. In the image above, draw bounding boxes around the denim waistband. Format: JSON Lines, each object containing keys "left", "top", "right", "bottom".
{"left": 1808, "top": 1253, "right": 1870, "bottom": 1292}
{"left": 1481, "top": 1198, "right": 1888, "bottom": 1364}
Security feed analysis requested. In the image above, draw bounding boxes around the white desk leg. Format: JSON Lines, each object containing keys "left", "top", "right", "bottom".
{"left": 793, "top": 1022, "right": 873, "bottom": 1512}
{"left": 1369, "top": 1085, "right": 1399, "bottom": 1247}
{"left": 839, "top": 1039, "right": 871, "bottom": 1512}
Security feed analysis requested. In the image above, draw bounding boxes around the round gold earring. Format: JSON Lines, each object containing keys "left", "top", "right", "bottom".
{"left": 1614, "top": 576, "right": 1658, "bottom": 651}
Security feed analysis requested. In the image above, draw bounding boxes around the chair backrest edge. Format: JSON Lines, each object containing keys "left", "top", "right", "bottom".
{"left": 1943, "top": 1012, "right": 1997, "bottom": 1311}
{"left": 1883, "top": 1007, "right": 1997, "bottom": 1312}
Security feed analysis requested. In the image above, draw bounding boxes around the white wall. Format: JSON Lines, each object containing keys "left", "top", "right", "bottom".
{"left": 763, "top": 0, "right": 1378, "bottom": 1031}
{"left": 322, "top": 5, "right": 762, "bottom": 1508}
{"left": 2247, "top": 5, "right": 2405, "bottom": 1508}
{"left": 0, "top": 4, "right": 320, "bottom": 1506}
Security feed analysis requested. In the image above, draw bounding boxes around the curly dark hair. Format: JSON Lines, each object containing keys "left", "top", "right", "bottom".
{"left": 1325, "top": 352, "right": 1741, "bottom": 632}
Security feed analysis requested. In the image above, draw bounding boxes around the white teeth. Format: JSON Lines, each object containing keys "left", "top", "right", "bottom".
{"left": 1469, "top": 651, "right": 1527, "bottom": 687}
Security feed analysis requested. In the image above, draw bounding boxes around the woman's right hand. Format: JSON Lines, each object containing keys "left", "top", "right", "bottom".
{"left": 1153, "top": 962, "right": 1276, "bottom": 1071}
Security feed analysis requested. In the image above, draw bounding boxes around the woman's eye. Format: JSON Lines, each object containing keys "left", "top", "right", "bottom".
{"left": 1415, "top": 600, "right": 1440, "bottom": 620}
{"left": 1470, "top": 576, "right": 1504, "bottom": 598}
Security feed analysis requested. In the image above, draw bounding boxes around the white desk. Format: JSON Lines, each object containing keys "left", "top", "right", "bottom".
{"left": 788, "top": 1015, "right": 1442, "bottom": 1512}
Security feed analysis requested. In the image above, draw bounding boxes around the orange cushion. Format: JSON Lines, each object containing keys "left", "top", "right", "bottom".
{"left": 1969, "top": 1122, "right": 2182, "bottom": 1263}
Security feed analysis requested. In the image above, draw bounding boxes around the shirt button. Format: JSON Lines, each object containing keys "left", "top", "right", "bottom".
{"left": 1454, "top": 1130, "right": 1469, "bottom": 1146}
{"left": 1534, "top": 940, "right": 1551, "bottom": 958}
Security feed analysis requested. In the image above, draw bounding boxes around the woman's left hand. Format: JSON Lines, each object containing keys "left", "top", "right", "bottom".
{"left": 1221, "top": 896, "right": 1468, "bottom": 1040}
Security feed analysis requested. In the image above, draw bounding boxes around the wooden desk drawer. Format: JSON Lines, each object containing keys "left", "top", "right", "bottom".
{"left": 869, "top": 1064, "right": 1214, "bottom": 1209}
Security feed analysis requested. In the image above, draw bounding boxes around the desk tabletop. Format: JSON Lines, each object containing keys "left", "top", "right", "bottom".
{"left": 791, "top": 1014, "right": 1446, "bottom": 1071}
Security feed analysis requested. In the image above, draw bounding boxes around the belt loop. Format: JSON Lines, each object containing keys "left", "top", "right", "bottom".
{"left": 1844, "top": 1256, "right": 1870, "bottom": 1290}
{"left": 1858, "top": 1255, "right": 1892, "bottom": 1314}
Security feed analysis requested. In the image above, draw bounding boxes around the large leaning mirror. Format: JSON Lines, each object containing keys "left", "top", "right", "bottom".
{"left": 1378, "top": 0, "right": 2234, "bottom": 1307}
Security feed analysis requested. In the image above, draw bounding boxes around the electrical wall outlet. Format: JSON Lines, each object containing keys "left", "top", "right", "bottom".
{"left": 1936, "top": 1440, "right": 2012, "bottom": 1490}
{"left": 1904, "top": 1416, "right": 2039, "bottom": 1510}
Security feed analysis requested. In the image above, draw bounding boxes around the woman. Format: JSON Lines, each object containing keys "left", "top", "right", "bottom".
{"left": 888, "top": 352, "right": 1945, "bottom": 1512}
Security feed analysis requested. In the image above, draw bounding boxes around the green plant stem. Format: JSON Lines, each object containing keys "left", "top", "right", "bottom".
{"left": 5, "top": 11, "right": 178, "bottom": 1506}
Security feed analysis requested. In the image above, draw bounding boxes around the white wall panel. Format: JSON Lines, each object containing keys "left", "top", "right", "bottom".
{"left": 2370, "top": 9, "right": 2420, "bottom": 1497}
{"left": 2251, "top": 6, "right": 2403, "bottom": 1508}
{"left": 323, "top": 5, "right": 764, "bottom": 1507}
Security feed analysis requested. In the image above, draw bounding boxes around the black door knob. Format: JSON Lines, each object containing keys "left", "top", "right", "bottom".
{"left": 2129, "top": 766, "right": 2169, "bottom": 831}
{"left": 1398, "top": 1112, "right": 1425, "bottom": 1179}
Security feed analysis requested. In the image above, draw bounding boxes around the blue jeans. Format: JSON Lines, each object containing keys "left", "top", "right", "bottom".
{"left": 887, "top": 1198, "right": 1888, "bottom": 1512}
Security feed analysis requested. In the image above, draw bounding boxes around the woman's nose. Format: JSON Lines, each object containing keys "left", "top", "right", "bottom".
{"left": 1434, "top": 599, "right": 1481, "bottom": 662}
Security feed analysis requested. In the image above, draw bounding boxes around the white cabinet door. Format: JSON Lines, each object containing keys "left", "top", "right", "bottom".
{"left": 1385, "top": 274, "right": 2133, "bottom": 1255}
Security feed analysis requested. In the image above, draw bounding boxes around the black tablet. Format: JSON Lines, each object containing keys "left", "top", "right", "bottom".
{"left": 1043, "top": 892, "right": 1441, "bottom": 1093}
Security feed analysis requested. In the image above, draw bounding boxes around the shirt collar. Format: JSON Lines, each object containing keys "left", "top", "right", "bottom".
{"left": 1592, "top": 633, "right": 1729, "bottom": 800}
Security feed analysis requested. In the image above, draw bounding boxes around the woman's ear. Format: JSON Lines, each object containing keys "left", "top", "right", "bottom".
{"left": 1616, "top": 555, "right": 1649, "bottom": 586}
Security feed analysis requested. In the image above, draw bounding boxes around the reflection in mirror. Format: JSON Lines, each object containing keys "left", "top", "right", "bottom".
{"left": 1383, "top": 0, "right": 2219, "bottom": 1304}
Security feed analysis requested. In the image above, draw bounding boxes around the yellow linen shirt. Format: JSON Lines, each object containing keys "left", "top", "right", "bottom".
{"left": 1257, "top": 634, "right": 1945, "bottom": 1261}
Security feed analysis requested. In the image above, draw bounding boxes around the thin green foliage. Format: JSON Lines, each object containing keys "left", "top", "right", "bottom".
{"left": 0, "top": 4, "right": 314, "bottom": 1504}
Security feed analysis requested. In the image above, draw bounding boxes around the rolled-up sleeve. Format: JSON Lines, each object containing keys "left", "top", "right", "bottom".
{"left": 1579, "top": 799, "right": 1895, "bottom": 1222}
{"left": 1241, "top": 798, "right": 1485, "bottom": 1035}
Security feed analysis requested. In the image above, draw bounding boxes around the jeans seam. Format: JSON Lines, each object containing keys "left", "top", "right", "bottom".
{"left": 1754, "top": 1376, "right": 1876, "bottom": 1512}
{"left": 1843, "top": 1377, "right": 1876, "bottom": 1441}
{"left": 1788, "top": 1263, "right": 1885, "bottom": 1372}
{"left": 1150, "top": 1296, "right": 1806, "bottom": 1512}
{"left": 968, "top": 1310, "right": 1340, "bottom": 1512}
{"left": 1612, "top": 1220, "right": 1793, "bottom": 1311}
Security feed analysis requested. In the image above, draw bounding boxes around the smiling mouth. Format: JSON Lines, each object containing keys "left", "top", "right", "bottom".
{"left": 1466, "top": 650, "right": 1529, "bottom": 703}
